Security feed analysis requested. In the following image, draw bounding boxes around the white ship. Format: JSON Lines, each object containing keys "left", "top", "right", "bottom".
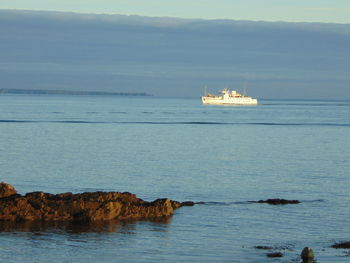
{"left": 201, "top": 88, "right": 258, "bottom": 105}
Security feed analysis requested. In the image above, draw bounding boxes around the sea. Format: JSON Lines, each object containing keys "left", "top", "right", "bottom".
{"left": 0, "top": 94, "right": 349, "bottom": 263}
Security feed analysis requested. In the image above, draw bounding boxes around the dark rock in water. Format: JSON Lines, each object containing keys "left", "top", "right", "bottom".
{"left": 331, "top": 241, "right": 350, "bottom": 249}
{"left": 254, "top": 246, "right": 273, "bottom": 250}
{"left": 266, "top": 252, "right": 283, "bottom": 258}
{"left": 0, "top": 183, "right": 191, "bottom": 222}
{"left": 180, "top": 201, "right": 195, "bottom": 206}
{"left": 257, "top": 199, "right": 300, "bottom": 205}
{"left": 0, "top": 182, "right": 17, "bottom": 198}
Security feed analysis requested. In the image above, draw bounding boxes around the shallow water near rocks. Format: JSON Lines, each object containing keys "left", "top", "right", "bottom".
{"left": 1, "top": 95, "right": 350, "bottom": 262}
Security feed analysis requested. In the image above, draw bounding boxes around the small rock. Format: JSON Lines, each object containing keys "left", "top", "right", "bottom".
{"left": 301, "top": 247, "right": 314, "bottom": 262}
{"left": 266, "top": 252, "right": 283, "bottom": 258}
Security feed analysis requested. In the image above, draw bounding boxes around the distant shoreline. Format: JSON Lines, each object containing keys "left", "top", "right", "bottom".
{"left": 0, "top": 89, "right": 152, "bottom": 97}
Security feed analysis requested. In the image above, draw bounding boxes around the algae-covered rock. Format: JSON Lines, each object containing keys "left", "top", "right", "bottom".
{"left": 301, "top": 247, "right": 314, "bottom": 262}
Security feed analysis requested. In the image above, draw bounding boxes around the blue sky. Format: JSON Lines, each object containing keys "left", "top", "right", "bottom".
{"left": 1, "top": 0, "right": 350, "bottom": 23}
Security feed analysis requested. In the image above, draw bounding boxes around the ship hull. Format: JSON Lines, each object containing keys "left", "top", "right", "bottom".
{"left": 201, "top": 96, "right": 258, "bottom": 105}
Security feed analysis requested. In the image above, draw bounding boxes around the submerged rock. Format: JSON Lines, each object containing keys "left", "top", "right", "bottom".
{"left": 266, "top": 252, "right": 283, "bottom": 258}
{"left": 256, "top": 199, "right": 300, "bottom": 205}
{"left": 180, "top": 201, "right": 195, "bottom": 206}
{"left": 331, "top": 241, "right": 350, "bottom": 249}
{"left": 0, "top": 183, "right": 191, "bottom": 222}
{"left": 254, "top": 246, "right": 273, "bottom": 250}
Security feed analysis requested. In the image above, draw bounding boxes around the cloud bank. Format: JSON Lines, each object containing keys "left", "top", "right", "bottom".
{"left": 0, "top": 10, "right": 349, "bottom": 99}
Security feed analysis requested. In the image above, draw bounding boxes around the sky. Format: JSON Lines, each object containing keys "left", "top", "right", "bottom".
{"left": 1, "top": 9, "right": 349, "bottom": 99}
{"left": 0, "top": 2, "right": 349, "bottom": 99}
{"left": 1, "top": 0, "right": 350, "bottom": 24}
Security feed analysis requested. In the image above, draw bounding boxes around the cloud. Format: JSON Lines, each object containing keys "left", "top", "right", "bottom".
{"left": 0, "top": 9, "right": 349, "bottom": 99}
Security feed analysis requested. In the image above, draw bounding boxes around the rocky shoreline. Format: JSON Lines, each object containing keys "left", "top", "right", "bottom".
{"left": 0, "top": 182, "right": 193, "bottom": 222}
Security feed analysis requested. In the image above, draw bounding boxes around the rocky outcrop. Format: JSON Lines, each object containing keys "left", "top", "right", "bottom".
{"left": 0, "top": 183, "right": 192, "bottom": 222}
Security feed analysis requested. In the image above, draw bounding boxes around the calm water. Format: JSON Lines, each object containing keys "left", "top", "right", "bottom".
{"left": 1, "top": 94, "right": 350, "bottom": 262}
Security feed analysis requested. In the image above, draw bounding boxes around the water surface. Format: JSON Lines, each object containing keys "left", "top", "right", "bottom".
{"left": 1, "top": 95, "right": 350, "bottom": 262}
